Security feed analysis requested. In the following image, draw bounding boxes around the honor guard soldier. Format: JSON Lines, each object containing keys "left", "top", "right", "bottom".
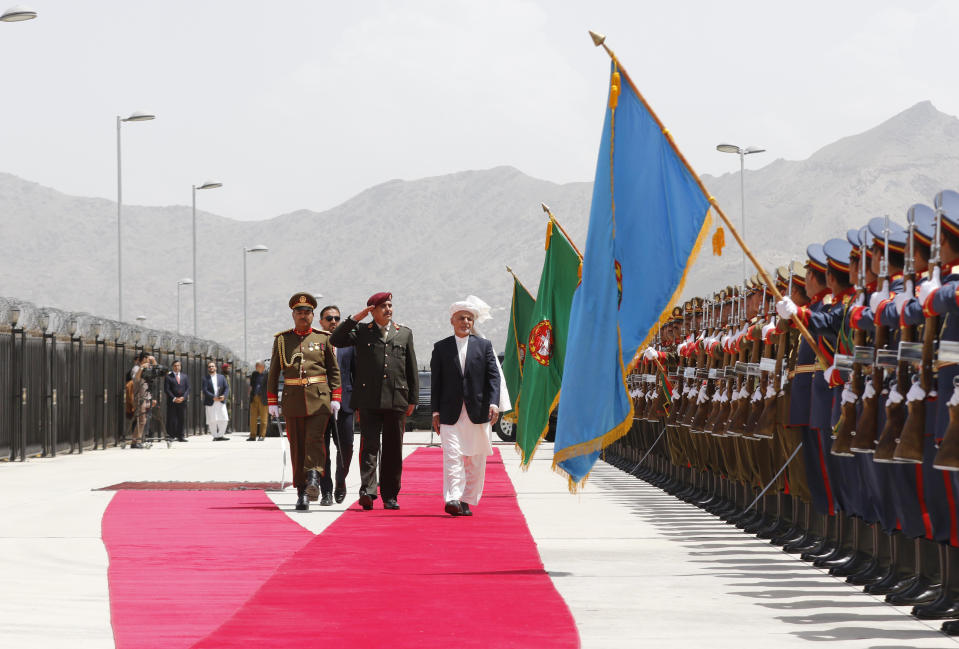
{"left": 331, "top": 291, "right": 418, "bottom": 511}
{"left": 268, "top": 292, "right": 342, "bottom": 512}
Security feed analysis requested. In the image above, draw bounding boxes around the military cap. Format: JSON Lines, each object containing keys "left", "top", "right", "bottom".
{"left": 867, "top": 216, "right": 907, "bottom": 254}
{"left": 789, "top": 260, "right": 807, "bottom": 287}
{"left": 289, "top": 292, "right": 318, "bottom": 310}
{"left": 847, "top": 228, "right": 864, "bottom": 260}
{"left": 907, "top": 203, "right": 936, "bottom": 248}
{"left": 935, "top": 190, "right": 959, "bottom": 239}
{"left": 367, "top": 291, "right": 392, "bottom": 307}
{"left": 823, "top": 238, "right": 853, "bottom": 274}
{"left": 806, "top": 243, "right": 827, "bottom": 274}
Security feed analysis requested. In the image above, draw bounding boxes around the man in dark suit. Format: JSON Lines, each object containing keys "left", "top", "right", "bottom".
{"left": 330, "top": 291, "right": 418, "bottom": 511}
{"left": 430, "top": 300, "right": 500, "bottom": 516}
{"left": 318, "top": 305, "right": 356, "bottom": 505}
{"left": 202, "top": 361, "right": 230, "bottom": 440}
{"left": 164, "top": 360, "right": 190, "bottom": 442}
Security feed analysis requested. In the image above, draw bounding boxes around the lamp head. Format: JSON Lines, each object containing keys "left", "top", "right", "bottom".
{"left": 1, "top": 6, "right": 37, "bottom": 22}
{"left": 716, "top": 143, "right": 741, "bottom": 154}
{"left": 123, "top": 110, "right": 155, "bottom": 122}
{"left": 197, "top": 181, "right": 222, "bottom": 190}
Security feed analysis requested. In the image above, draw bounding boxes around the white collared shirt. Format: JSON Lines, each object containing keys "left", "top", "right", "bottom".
{"left": 455, "top": 333, "right": 469, "bottom": 372}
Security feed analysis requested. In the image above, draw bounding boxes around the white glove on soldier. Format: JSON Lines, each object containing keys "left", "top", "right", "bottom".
{"left": 776, "top": 298, "right": 798, "bottom": 320}
{"left": 331, "top": 400, "right": 341, "bottom": 418}
{"left": 869, "top": 291, "right": 883, "bottom": 314}
{"left": 268, "top": 405, "right": 280, "bottom": 418}
{"left": 919, "top": 273, "right": 942, "bottom": 308}
{"left": 893, "top": 290, "right": 910, "bottom": 315}
{"left": 643, "top": 347, "right": 658, "bottom": 362}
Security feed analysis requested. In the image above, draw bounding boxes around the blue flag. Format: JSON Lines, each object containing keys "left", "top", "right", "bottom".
{"left": 553, "top": 59, "right": 712, "bottom": 488}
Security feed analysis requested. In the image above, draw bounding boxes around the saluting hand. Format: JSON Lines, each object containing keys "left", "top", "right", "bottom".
{"left": 352, "top": 305, "right": 375, "bottom": 321}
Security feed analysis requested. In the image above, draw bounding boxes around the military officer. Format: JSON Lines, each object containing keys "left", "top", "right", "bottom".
{"left": 267, "top": 292, "right": 342, "bottom": 512}
{"left": 330, "top": 291, "right": 418, "bottom": 511}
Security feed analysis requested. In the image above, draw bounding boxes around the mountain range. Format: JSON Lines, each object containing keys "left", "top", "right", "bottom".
{"left": 1, "top": 100, "right": 957, "bottom": 364}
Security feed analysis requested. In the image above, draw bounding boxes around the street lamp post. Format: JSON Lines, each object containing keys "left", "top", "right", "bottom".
{"left": 0, "top": 5, "right": 37, "bottom": 21}
{"left": 116, "top": 110, "right": 156, "bottom": 322}
{"left": 177, "top": 278, "right": 193, "bottom": 334}
{"left": 716, "top": 143, "right": 765, "bottom": 277}
{"left": 192, "top": 181, "right": 222, "bottom": 337}
{"left": 243, "top": 245, "right": 269, "bottom": 363}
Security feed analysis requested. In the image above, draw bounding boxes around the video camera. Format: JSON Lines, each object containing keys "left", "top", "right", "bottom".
{"left": 140, "top": 364, "right": 170, "bottom": 381}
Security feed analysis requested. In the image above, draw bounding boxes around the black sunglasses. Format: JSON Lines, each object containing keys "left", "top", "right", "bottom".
{"left": 324, "top": 315, "right": 341, "bottom": 322}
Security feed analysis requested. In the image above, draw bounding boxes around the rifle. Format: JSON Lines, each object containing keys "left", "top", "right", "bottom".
{"left": 681, "top": 300, "right": 707, "bottom": 427}
{"left": 756, "top": 265, "right": 794, "bottom": 439}
{"left": 931, "top": 189, "right": 959, "bottom": 469}
{"left": 690, "top": 298, "right": 719, "bottom": 432}
{"left": 665, "top": 307, "right": 689, "bottom": 428}
{"left": 710, "top": 289, "right": 739, "bottom": 436}
{"left": 724, "top": 286, "right": 751, "bottom": 437}
{"left": 833, "top": 232, "right": 868, "bottom": 457}
{"left": 852, "top": 216, "right": 892, "bottom": 453}
{"left": 731, "top": 287, "right": 764, "bottom": 437}
{"left": 896, "top": 205, "right": 938, "bottom": 463}
{"left": 747, "top": 284, "right": 775, "bottom": 437}
{"left": 876, "top": 211, "right": 918, "bottom": 460}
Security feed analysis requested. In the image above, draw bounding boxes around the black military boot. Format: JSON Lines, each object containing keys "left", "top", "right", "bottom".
{"left": 305, "top": 469, "right": 320, "bottom": 502}
{"left": 320, "top": 492, "right": 333, "bottom": 507}
{"left": 295, "top": 487, "right": 309, "bottom": 512}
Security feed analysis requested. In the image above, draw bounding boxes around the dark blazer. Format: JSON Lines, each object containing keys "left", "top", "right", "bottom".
{"left": 330, "top": 317, "right": 418, "bottom": 412}
{"left": 164, "top": 371, "right": 190, "bottom": 403}
{"left": 201, "top": 373, "right": 229, "bottom": 406}
{"left": 337, "top": 346, "right": 356, "bottom": 414}
{"left": 248, "top": 371, "right": 268, "bottom": 406}
{"left": 430, "top": 335, "right": 500, "bottom": 426}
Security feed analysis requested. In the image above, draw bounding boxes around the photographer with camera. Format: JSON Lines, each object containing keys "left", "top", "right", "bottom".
{"left": 130, "top": 355, "right": 159, "bottom": 449}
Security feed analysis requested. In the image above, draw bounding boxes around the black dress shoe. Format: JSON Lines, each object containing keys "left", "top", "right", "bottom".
{"left": 359, "top": 493, "right": 374, "bottom": 510}
{"left": 246, "top": 437, "right": 256, "bottom": 441}
{"left": 305, "top": 470, "right": 320, "bottom": 501}
{"left": 130, "top": 442, "right": 144, "bottom": 449}
{"left": 912, "top": 592, "right": 959, "bottom": 619}
{"left": 320, "top": 493, "right": 333, "bottom": 507}
{"left": 445, "top": 500, "right": 462, "bottom": 516}
{"left": 942, "top": 619, "right": 959, "bottom": 635}
{"left": 257, "top": 436, "right": 265, "bottom": 441}
{"left": 295, "top": 488, "right": 309, "bottom": 512}
{"left": 176, "top": 437, "right": 188, "bottom": 442}
{"left": 213, "top": 436, "right": 230, "bottom": 441}
{"left": 334, "top": 487, "right": 346, "bottom": 504}
{"left": 384, "top": 499, "right": 400, "bottom": 510}
{"left": 460, "top": 503, "right": 473, "bottom": 516}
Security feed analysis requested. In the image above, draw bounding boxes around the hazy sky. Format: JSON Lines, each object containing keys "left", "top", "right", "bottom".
{"left": 2, "top": 1, "right": 957, "bottom": 221}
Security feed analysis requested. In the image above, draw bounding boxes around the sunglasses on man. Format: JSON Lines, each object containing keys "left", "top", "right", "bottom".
{"left": 323, "top": 315, "right": 341, "bottom": 322}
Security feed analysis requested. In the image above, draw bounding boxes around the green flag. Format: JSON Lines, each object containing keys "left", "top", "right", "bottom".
{"left": 516, "top": 218, "right": 581, "bottom": 467}
{"left": 502, "top": 269, "right": 535, "bottom": 421}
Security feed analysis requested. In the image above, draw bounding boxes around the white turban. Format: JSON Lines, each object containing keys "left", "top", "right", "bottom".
{"left": 448, "top": 295, "right": 492, "bottom": 324}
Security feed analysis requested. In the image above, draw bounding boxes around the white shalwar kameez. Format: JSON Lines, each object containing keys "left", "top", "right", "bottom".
{"left": 440, "top": 334, "right": 511, "bottom": 506}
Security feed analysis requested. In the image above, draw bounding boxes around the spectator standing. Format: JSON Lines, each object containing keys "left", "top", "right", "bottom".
{"left": 164, "top": 360, "right": 190, "bottom": 442}
{"left": 131, "top": 355, "right": 157, "bottom": 449}
{"left": 248, "top": 361, "right": 268, "bottom": 441}
{"left": 203, "top": 361, "right": 230, "bottom": 440}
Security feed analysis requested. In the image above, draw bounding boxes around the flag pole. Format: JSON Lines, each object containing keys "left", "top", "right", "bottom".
{"left": 588, "top": 31, "right": 829, "bottom": 371}
{"left": 506, "top": 266, "right": 535, "bottom": 300}
{"left": 541, "top": 203, "right": 584, "bottom": 260}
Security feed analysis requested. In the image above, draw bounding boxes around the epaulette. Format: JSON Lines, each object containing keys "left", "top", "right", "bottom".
{"left": 394, "top": 323, "right": 402, "bottom": 330}
{"left": 311, "top": 328, "right": 330, "bottom": 335}
{"left": 274, "top": 328, "right": 293, "bottom": 337}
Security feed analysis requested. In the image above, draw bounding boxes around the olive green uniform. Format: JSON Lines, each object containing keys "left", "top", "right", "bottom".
{"left": 268, "top": 327, "right": 341, "bottom": 489}
{"left": 330, "top": 317, "right": 417, "bottom": 502}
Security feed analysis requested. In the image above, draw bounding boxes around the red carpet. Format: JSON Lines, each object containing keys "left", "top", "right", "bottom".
{"left": 97, "top": 481, "right": 289, "bottom": 491}
{"left": 103, "top": 447, "right": 580, "bottom": 648}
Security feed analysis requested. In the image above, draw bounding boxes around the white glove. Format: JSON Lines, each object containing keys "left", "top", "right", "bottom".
{"left": 869, "top": 291, "right": 882, "bottom": 314}
{"left": 823, "top": 364, "right": 837, "bottom": 385}
{"left": 841, "top": 384, "right": 858, "bottom": 404}
{"left": 905, "top": 380, "right": 926, "bottom": 403}
{"left": 886, "top": 386, "right": 904, "bottom": 405}
{"left": 268, "top": 404, "right": 280, "bottom": 418}
{"left": 776, "top": 298, "right": 798, "bottom": 320}
{"left": 893, "top": 289, "right": 910, "bottom": 315}
{"left": 331, "top": 400, "right": 341, "bottom": 417}
{"left": 643, "top": 347, "right": 658, "bottom": 361}
{"left": 761, "top": 320, "right": 776, "bottom": 341}
{"left": 918, "top": 274, "right": 941, "bottom": 308}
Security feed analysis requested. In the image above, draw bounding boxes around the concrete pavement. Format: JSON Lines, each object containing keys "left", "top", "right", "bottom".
{"left": 2, "top": 430, "right": 957, "bottom": 648}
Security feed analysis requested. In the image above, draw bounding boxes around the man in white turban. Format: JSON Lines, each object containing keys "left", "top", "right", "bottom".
{"left": 430, "top": 296, "right": 509, "bottom": 516}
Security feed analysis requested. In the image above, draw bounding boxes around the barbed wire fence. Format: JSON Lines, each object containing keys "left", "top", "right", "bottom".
{"left": 0, "top": 295, "right": 252, "bottom": 461}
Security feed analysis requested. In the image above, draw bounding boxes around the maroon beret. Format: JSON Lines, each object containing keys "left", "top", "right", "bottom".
{"left": 367, "top": 291, "right": 392, "bottom": 307}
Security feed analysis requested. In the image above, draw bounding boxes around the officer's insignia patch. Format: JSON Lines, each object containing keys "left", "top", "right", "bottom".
{"left": 528, "top": 320, "right": 554, "bottom": 367}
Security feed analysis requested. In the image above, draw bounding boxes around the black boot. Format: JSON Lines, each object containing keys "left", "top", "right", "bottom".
{"left": 334, "top": 478, "right": 347, "bottom": 504}
{"left": 305, "top": 469, "right": 320, "bottom": 501}
{"left": 295, "top": 487, "right": 309, "bottom": 511}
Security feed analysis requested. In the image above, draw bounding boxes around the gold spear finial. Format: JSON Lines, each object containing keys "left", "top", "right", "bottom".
{"left": 541, "top": 202, "right": 551, "bottom": 215}
{"left": 589, "top": 31, "right": 606, "bottom": 47}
